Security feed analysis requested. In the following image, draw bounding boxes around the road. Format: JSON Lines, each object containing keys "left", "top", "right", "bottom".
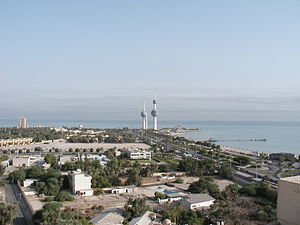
{"left": 4, "top": 182, "right": 33, "bottom": 225}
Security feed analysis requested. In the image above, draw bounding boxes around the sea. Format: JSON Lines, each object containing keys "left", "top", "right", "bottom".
{"left": 0, "top": 120, "right": 299, "bottom": 155}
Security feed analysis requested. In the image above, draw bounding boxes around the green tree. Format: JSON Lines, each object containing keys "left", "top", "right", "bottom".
{"left": 44, "top": 154, "right": 57, "bottom": 165}
{"left": 154, "top": 191, "right": 167, "bottom": 199}
{"left": 125, "top": 169, "right": 142, "bottom": 187}
{"left": 54, "top": 191, "right": 74, "bottom": 202}
{"left": 91, "top": 175, "right": 111, "bottom": 188}
{"left": 0, "top": 201, "right": 16, "bottom": 225}
{"left": 218, "top": 165, "right": 233, "bottom": 179}
{"left": 188, "top": 177, "right": 220, "bottom": 198}
{"left": 8, "top": 169, "right": 26, "bottom": 183}
{"left": 123, "top": 198, "right": 151, "bottom": 221}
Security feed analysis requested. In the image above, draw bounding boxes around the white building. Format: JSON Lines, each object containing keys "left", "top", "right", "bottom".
{"left": 59, "top": 155, "right": 75, "bottom": 165}
{"left": 12, "top": 156, "right": 43, "bottom": 167}
{"left": 68, "top": 169, "right": 93, "bottom": 196}
{"left": 22, "top": 179, "right": 38, "bottom": 187}
{"left": 110, "top": 185, "right": 136, "bottom": 194}
{"left": 277, "top": 175, "right": 300, "bottom": 225}
{"left": 181, "top": 194, "right": 215, "bottom": 210}
{"left": 126, "top": 149, "right": 152, "bottom": 160}
{"left": 85, "top": 154, "right": 110, "bottom": 166}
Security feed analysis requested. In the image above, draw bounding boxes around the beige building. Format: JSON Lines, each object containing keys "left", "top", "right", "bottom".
{"left": 277, "top": 175, "right": 300, "bottom": 225}
{"left": 68, "top": 169, "right": 93, "bottom": 196}
{"left": 0, "top": 138, "right": 33, "bottom": 147}
{"left": 18, "top": 117, "right": 27, "bottom": 128}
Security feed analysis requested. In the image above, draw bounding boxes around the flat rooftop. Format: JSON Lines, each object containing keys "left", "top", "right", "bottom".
{"left": 281, "top": 175, "right": 300, "bottom": 184}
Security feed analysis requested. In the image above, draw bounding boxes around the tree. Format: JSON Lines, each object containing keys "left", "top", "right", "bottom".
{"left": 219, "top": 165, "right": 233, "bottom": 179}
{"left": 34, "top": 147, "right": 43, "bottom": 152}
{"left": 0, "top": 166, "right": 4, "bottom": 176}
{"left": 125, "top": 169, "right": 142, "bottom": 187}
{"left": 0, "top": 201, "right": 16, "bottom": 225}
{"left": 233, "top": 156, "right": 251, "bottom": 166}
{"left": 154, "top": 191, "right": 167, "bottom": 199}
{"left": 44, "top": 155, "right": 57, "bottom": 165}
{"left": 92, "top": 175, "right": 111, "bottom": 188}
{"left": 8, "top": 169, "right": 26, "bottom": 183}
{"left": 36, "top": 178, "right": 61, "bottom": 196}
{"left": 188, "top": 177, "right": 219, "bottom": 198}
{"left": 123, "top": 198, "right": 151, "bottom": 221}
{"left": 54, "top": 191, "right": 74, "bottom": 202}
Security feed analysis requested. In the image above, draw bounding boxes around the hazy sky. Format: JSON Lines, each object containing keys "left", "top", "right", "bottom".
{"left": 1, "top": 1, "right": 300, "bottom": 121}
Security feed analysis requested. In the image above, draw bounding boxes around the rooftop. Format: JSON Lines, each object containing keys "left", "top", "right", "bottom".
{"left": 89, "top": 208, "right": 124, "bottom": 225}
{"left": 281, "top": 175, "right": 300, "bottom": 184}
{"left": 185, "top": 193, "right": 215, "bottom": 204}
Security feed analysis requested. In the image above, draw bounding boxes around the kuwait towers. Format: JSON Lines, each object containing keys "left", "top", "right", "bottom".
{"left": 141, "top": 102, "right": 148, "bottom": 130}
{"left": 151, "top": 97, "right": 159, "bottom": 130}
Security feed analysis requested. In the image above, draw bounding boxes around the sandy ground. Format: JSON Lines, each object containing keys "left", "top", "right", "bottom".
{"left": 0, "top": 141, "right": 150, "bottom": 151}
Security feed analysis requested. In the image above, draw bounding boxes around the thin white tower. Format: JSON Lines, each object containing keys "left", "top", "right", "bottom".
{"left": 151, "top": 97, "right": 158, "bottom": 130}
{"left": 141, "top": 102, "right": 148, "bottom": 130}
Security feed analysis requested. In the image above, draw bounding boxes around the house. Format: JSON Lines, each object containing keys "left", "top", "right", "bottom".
{"left": 22, "top": 179, "right": 38, "bottom": 187}
{"left": 126, "top": 149, "right": 152, "bottom": 160}
{"left": 181, "top": 194, "right": 215, "bottom": 210}
{"left": 277, "top": 175, "right": 300, "bottom": 225}
{"left": 89, "top": 208, "right": 124, "bottom": 225}
{"left": 85, "top": 154, "right": 110, "bottom": 166}
{"left": 13, "top": 156, "right": 31, "bottom": 167}
{"left": 129, "top": 211, "right": 161, "bottom": 225}
{"left": 68, "top": 169, "right": 93, "bottom": 196}
{"left": 0, "top": 160, "right": 10, "bottom": 167}
{"left": 59, "top": 155, "right": 75, "bottom": 165}
{"left": 110, "top": 185, "right": 136, "bottom": 194}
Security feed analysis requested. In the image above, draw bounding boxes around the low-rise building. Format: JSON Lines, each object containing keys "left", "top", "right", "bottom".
{"left": 59, "top": 155, "right": 75, "bottom": 165}
{"left": 89, "top": 208, "right": 124, "bottom": 225}
{"left": 22, "top": 179, "right": 38, "bottom": 187}
{"left": 181, "top": 194, "right": 215, "bottom": 210}
{"left": 13, "top": 156, "right": 31, "bottom": 167}
{"left": 277, "top": 175, "right": 300, "bottom": 225}
{"left": 110, "top": 185, "right": 136, "bottom": 194}
{"left": 126, "top": 149, "right": 152, "bottom": 160}
{"left": 68, "top": 169, "right": 93, "bottom": 196}
{"left": 0, "top": 138, "right": 33, "bottom": 147}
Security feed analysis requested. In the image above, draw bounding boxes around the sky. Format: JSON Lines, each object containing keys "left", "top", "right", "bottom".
{"left": 1, "top": 0, "right": 300, "bottom": 122}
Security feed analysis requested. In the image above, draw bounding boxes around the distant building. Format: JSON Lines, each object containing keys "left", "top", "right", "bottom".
{"left": 22, "top": 179, "right": 38, "bottom": 187}
{"left": 181, "top": 194, "right": 215, "bottom": 210}
{"left": 126, "top": 149, "right": 152, "bottom": 160}
{"left": 89, "top": 208, "right": 124, "bottom": 225}
{"left": 59, "top": 155, "right": 76, "bottom": 165}
{"left": 277, "top": 175, "right": 300, "bottom": 225}
{"left": 68, "top": 169, "right": 93, "bottom": 196}
{"left": 18, "top": 117, "right": 27, "bottom": 129}
{"left": 85, "top": 154, "right": 110, "bottom": 166}
{"left": 0, "top": 138, "right": 33, "bottom": 147}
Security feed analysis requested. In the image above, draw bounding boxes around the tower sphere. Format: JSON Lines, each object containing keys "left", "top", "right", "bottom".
{"left": 151, "top": 109, "right": 158, "bottom": 117}
{"left": 141, "top": 111, "right": 147, "bottom": 118}
{"left": 153, "top": 99, "right": 158, "bottom": 104}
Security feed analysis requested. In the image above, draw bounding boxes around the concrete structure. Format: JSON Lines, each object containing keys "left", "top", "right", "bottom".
{"left": 151, "top": 97, "right": 158, "bottom": 130}
{"left": 181, "top": 194, "right": 215, "bottom": 210}
{"left": 13, "top": 156, "right": 31, "bottom": 167}
{"left": 0, "top": 138, "right": 33, "bottom": 147}
{"left": 22, "top": 179, "right": 38, "bottom": 187}
{"left": 110, "top": 185, "right": 136, "bottom": 194}
{"left": 59, "top": 155, "right": 75, "bottom": 165}
{"left": 89, "top": 208, "right": 124, "bottom": 225}
{"left": 68, "top": 169, "right": 93, "bottom": 196}
{"left": 141, "top": 102, "right": 148, "bottom": 130}
{"left": 84, "top": 154, "right": 110, "bottom": 166}
{"left": 126, "top": 149, "right": 152, "bottom": 160}
{"left": 277, "top": 176, "right": 300, "bottom": 225}
{"left": 129, "top": 211, "right": 161, "bottom": 225}
{"left": 18, "top": 117, "right": 27, "bottom": 128}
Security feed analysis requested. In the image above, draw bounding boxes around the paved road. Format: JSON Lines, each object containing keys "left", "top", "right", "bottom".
{"left": 4, "top": 183, "right": 33, "bottom": 225}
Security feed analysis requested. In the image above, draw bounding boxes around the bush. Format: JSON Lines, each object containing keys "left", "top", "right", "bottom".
{"left": 93, "top": 189, "right": 103, "bottom": 196}
{"left": 54, "top": 191, "right": 74, "bottom": 202}
{"left": 154, "top": 191, "right": 167, "bottom": 199}
{"left": 175, "top": 177, "right": 184, "bottom": 183}
{"left": 44, "top": 196, "right": 54, "bottom": 202}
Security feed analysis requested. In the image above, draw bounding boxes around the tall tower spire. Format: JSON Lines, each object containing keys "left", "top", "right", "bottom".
{"left": 141, "top": 102, "right": 148, "bottom": 130}
{"left": 151, "top": 96, "right": 158, "bottom": 130}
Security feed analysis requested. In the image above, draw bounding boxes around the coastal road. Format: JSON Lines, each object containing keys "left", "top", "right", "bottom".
{"left": 4, "top": 182, "right": 33, "bottom": 225}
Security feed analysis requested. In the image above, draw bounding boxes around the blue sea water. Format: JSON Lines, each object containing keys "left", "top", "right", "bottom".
{"left": 0, "top": 120, "right": 299, "bottom": 154}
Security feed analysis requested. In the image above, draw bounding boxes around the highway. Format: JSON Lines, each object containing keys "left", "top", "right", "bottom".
{"left": 4, "top": 182, "right": 33, "bottom": 225}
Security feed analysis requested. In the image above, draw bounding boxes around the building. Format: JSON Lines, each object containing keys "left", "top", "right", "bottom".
{"left": 13, "top": 156, "right": 45, "bottom": 167}
{"left": 141, "top": 102, "right": 148, "bottom": 130}
{"left": 0, "top": 138, "right": 33, "bottom": 147}
{"left": 68, "top": 169, "right": 93, "bottom": 196}
{"left": 277, "top": 175, "right": 300, "bottom": 225}
{"left": 22, "top": 179, "right": 38, "bottom": 187}
{"left": 84, "top": 154, "right": 110, "bottom": 166}
{"left": 59, "top": 155, "right": 75, "bottom": 165}
{"left": 151, "top": 97, "right": 158, "bottom": 130}
{"left": 129, "top": 211, "right": 161, "bottom": 225}
{"left": 18, "top": 117, "right": 27, "bottom": 128}
{"left": 126, "top": 149, "right": 152, "bottom": 160}
{"left": 181, "top": 194, "right": 215, "bottom": 210}
{"left": 89, "top": 208, "right": 124, "bottom": 225}
{"left": 110, "top": 185, "right": 136, "bottom": 194}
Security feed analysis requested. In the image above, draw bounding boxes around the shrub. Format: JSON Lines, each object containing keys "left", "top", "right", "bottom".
{"left": 54, "top": 191, "right": 74, "bottom": 202}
